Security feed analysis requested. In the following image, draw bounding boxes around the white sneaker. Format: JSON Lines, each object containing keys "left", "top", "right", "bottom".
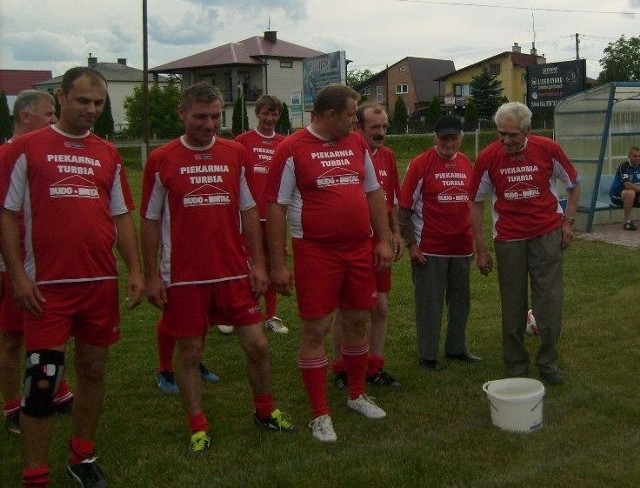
{"left": 309, "top": 414, "right": 337, "bottom": 442}
{"left": 264, "top": 316, "right": 288, "bottom": 334}
{"left": 347, "top": 394, "right": 386, "bottom": 419}
{"left": 217, "top": 325, "right": 235, "bottom": 334}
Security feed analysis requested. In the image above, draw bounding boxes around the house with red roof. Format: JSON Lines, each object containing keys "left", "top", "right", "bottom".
{"left": 0, "top": 69, "right": 53, "bottom": 114}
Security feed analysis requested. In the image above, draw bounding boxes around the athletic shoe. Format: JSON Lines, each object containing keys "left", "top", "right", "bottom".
{"left": 199, "top": 364, "right": 220, "bottom": 383}
{"left": 264, "top": 316, "right": 289, "bottom": 334}
{"left": 253, "top": 408, "right": 298, "bottom": 433}
{"left": 189, "top": 431, "right": 211, "bottom": 457}
{"left": 217, "top": 325, "right": 235, "bottom": 334}
{"left": 4, "top": 412, "right": 20, "bottom": 435}
{"left": 347, "top": 394, "right": 386, "bottom": 419}
{"left": 334, "top": 371, "right": 348, "bottom": 390}
{"left": 309, "top": 414, "right": 337, "bottom": 442}
{"left": 624, "top": 220, "right": 638, "bottom": 231}
{"left": 366, "top": 370, "right": 401, "bottom": 388}
{"left": 54, "top": 395, "right": 74, "bottom": 414}
{"left": 156, "top": 371, "right": 179, "bottom": 395}
{"left": 67, "top": 457, "right": 108, "bottom": 488}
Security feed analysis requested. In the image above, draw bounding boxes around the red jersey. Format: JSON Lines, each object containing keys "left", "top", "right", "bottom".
{"left": 470, "top": 135, "right": 579, "bottom": 241}
{"left": 371, "top": 146, "right": 400, "bottom": 213}
{"left": 0, "top": 126, "right": 135, "bottom": 285}
{"left": 141, "top": 136, "right": 256, "bottom": 286}
{"left": 264, "top": 127, "right": 380, "bottom": 247}
{"left": 235, "top": 129, "right": 285, "bottom": 220}
{"left": 400, "top": 148, "right": 473, "bottom": 256}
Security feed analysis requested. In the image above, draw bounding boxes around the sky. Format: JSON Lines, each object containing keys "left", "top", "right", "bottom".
{"left": 2, "top": 0, "right": 640, "bottom": 80}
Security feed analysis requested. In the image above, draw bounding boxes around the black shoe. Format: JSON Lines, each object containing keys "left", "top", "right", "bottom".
{"left": 419, "top": 359, "right": 443, "bottom": 371}
{"left": 540, "top": 371, "right": 565, "bottom": 386}
{"left": 67, "top": 458, "right": 108, "bottom": 488}
{"left": 334, "top": 371, "right": 348, "bottom": 390}
{"left": 4, "top": 411, "right": 20, "bottom": 435}
{"left": 366, "top": 370, "right": 401, "bottom": 387}
{"left": 623, "top": 220, "right": 638, "bottom": 231}
{"left": 54, "top": 396, "right": 74, "bottom": 414}
{"left": 445, "top": 352, "right": 483, "bottom": 363}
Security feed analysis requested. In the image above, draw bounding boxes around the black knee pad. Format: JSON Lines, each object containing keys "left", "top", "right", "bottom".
{"left": 22, "top": 350, "right": 66, "bottom": 417}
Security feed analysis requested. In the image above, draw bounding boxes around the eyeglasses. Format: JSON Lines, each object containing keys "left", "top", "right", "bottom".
{"left": 497, "top": 130, "right": 523, "bottom": 138}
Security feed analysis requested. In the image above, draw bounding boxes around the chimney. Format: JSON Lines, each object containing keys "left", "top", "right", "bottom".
{"left": 117, "top": 58, "right": 127, "bottom": 66}
{"left": 512, "top": 42, "right": 521, "bottom": 53}
{"left": 88, "top": 53, "right": 97, "bottom": 68}
{"left": 264, "top": 30, "right": 277, "bottom": 43}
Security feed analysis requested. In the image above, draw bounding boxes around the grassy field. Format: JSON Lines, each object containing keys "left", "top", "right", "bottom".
{"left": 1, "top": 136, "right": 639, "bottom": 487}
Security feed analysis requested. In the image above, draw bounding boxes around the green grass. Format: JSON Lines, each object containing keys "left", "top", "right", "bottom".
{"left": 1, "top": 138, "right": 638, "bottom": 487}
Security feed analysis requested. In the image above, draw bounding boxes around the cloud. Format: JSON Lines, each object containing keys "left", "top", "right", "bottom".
{"left": 149, "top": 6, "right": 221, "bottom": 45}
{"left": 183, "top": 0, "right": 307, "bottom": 20}
{"left": 4, "top": 30, "right": 87, "bottom": 62}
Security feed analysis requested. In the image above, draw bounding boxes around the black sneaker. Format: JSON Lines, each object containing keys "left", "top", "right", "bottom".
{"left": 253, "top": 408, "right": 298, "bottom": 433}
{"left": 334, "top": 371, "right": 348, "bottom": 390}
{"left": 623, "top": 220, "right": 638, "bottom": 231}
{"left": 366, "top": 370, "right": 401, "bottom": 388}
{"left": 67, "top": 457, "right": 108, "bottom": 488}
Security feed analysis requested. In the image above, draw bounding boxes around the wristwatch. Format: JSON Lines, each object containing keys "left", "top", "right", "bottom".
{"left": 564, "top": 215, "right": 575, "bottom": 226}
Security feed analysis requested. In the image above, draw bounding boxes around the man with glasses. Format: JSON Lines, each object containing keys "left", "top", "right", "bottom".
{"left": 470, "top": 102, "right": 580, "bottom": 386}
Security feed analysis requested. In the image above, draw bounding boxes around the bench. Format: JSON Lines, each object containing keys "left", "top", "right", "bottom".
{"left": 577, "top": 174, "right": 619, "bottom": 213}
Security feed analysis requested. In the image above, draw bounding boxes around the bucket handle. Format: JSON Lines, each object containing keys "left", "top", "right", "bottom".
{"left": 482, "top": 381, "right": 491, "bottom": 393}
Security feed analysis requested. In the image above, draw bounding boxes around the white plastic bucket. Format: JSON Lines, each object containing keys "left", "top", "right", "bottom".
{"left": 482, "top": 378, "right": 545, "bottom": 433}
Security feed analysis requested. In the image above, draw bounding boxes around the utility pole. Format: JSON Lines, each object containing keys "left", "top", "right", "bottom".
{"left": 142, "top": 0, "right": 150, "bottom": 163}
{"left": 575, "top": 33, "right": 580, "bottom": 60}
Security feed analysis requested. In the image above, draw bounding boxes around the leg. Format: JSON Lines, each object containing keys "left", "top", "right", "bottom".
{"left": 299, "top": 314, "right": 334, "bottom": 418}
{"left": 528, "top": 229, "right": 564, "bottom": 378}
{"left": 621, "top": 189, "right": 636, "bottom": 221}
{"left": 330, "top": 310, "right": 348, "bottom": 388}
{"left": 175, "top": 336, "right": 204, "bottom": 417}
{"left": 0, "top": 330, "right": 23, "bottom": 421}
{"left": 444, "top": 257, "right": 472, "bottom": 356}
{"left": 411, "top": 257, "right": 447, "bottom": 363}
{"left": 340, "top": 308, "right": 370, "bottom": 400}
{"left": 368, "top": 292, "right": 388, "bottom": 359}
{"left": 235, "top": 323, "right": 272, "bottom": 398}
{"left": 495, "top": 239, "right": 530, "bottom": 376}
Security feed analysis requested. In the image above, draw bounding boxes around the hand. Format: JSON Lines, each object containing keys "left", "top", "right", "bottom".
{"left": 270, "top": 264, "right": 294, "bottom": 296}
{"left": 125, "top": 270, "right": 145, "bottom": 310}
{"left": 373, "top": 240, "right": 393, "bottom": 273}
{"left": 12, "top": 273, "right": 45, "bottom": 316}
{"left": 476, "top": 250, "right": 493, "bottom": 276}
{"left": 392, "top": 232, "right": 405, "bottom": 262}
{"left": 408, "top": 243, "right": 426, "bottom": 264}
{"left": 560, "top": 221, "right": 574, "bottom": 249}
{"left": 144, "top": 274, "right": 167, "bottom": 310}
{"left": 248, "top": 263, "right": 269, "bottom": 298}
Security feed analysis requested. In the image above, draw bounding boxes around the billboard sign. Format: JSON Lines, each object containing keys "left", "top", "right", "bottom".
{"left": 303, "top": 51, "right": 347, "bottom": 111}
{"left": 526, "top": 60, "right": 586, "bottom": 111}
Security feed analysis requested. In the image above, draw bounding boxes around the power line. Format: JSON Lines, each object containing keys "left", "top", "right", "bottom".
{"left": 397, "top": 0, "right": 640, "bottom": 15}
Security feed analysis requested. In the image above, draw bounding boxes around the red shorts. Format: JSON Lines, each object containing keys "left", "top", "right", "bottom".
{"left": 159, "top": 279, "right": 263, "bottom": 338}
{"left": 0, "top": 271, "right": 24, "bottom": 333}
{"left": 23, "top": 280, "right": 121, "bottom": 350}
{"left": 376, "top": 267, "right": 392, "bottom": 293}
{"left": 292, "top": 239, "right": 377, "bottom": 320}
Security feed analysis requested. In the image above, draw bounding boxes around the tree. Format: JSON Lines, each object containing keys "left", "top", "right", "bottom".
{"left": 47, "top": 89, "right": 61, "bottom": 119}
{"left": 347, "top": 68, "right": 374, "bottom": 88}
{"left": 426, "top": 95, "right": 441, "bottom": 131}
{"left": 231, "top": 94, "right": 249, "bottom": 137}
{"left": 390, "top": 96, "right": 408, "bottom": 134}
{"left": 0, "top": 90, "right": 12, "bottom": 142}
{"left": 464, "top": 99, "right": 479, "bottom": 130}
{"left": 123, "top": 79, "right": 183, "bottom": 139}
{"left": 276, "top": 102, "right": 292, "bottom": 135}
{"left": 470, "top": 67, "right": 503, "bottom": 119}
{"left": 598, "top": 34, "right": 640, "bottom": 83}
{"left": 94, "top": 92, "right": 115, "bottom": 139}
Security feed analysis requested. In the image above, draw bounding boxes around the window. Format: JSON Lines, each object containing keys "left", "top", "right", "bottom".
{"left": 453, "top": 83, "right": 471, "bottom": 97}
{"left": 362, "top": 86, "right": 371, "bottom": 96}
{"left": 489, "top": 63, "right": 501, "bottom": 76}
{"left": 280, "top": 60, "right": 293, "bottom": 68}
{"left": 399, "top": 65, "right": 407, "bottom": 72}
{"left": 396, "top": 84, "right": 408, "bottom": 94}
{"left": 376, "top": 86, "right": 383, "bottom": 102}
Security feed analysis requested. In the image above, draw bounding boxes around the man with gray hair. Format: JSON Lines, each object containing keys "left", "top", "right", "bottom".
{"left": 469, "top": 101, "right": 580, "bottom": 386}
{"left": 0, "top": 90, "right": 74, "bottom": 437}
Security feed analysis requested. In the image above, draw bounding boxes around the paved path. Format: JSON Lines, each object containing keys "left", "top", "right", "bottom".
{"left": 577, "top": 222, "right": 640, "bottom": 248}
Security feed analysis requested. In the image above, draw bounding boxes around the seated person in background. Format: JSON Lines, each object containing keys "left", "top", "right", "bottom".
{"left": 610, "top": 146, "right": 640, "bottom": 230}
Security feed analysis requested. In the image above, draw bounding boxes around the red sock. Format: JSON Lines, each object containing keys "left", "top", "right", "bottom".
{"left": 4, "top": 397, "right": 21, "bottom": 416}
{"left": 366, "top": 354, "right": 385, "bottom": 377}
{"left": 264, "top": 284, "right": 277, "bottom": 318}
{"left": 69, "top": 437, "right": 95, "bottom": 465}
{"left": 331, "top": 358, "right": 346, "bottom": 374}
{"left": 54, "top": 378, "right": 73, "bottom": 404}
{"left": 253, "top": 393, "right": 275, "bottom": 419}
{"left": 342, "top": 343, "right": 369, "bottom": 400}
{"left": 22, "top": 466, "right": 50, "bottom": 488}
{"left": 157, "top": 323, "right": 176, "bottom": 373}
{"left": 188, "top": 411, "right": 209, "bottom": 434}
{"left": 299, "top": 356, "right": 329, "bottom": 418}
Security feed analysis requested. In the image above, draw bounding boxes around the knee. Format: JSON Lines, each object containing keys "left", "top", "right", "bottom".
{"left": 22, "top": 350, "right": 65, "bottom": 417}
{"left": 0, "top": 332, "right": 23, "bottom": 360}
{"left": 177, "top": 339, "right": 204, "bottom": 367}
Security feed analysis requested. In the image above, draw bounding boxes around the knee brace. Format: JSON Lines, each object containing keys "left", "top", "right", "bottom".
{"left": 22, "top": 350, "right": 66, "bottom": 417}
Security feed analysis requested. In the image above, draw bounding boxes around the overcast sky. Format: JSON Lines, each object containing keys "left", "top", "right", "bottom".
{"left": 1, "top": 0, "right": 639, "bottom": 80}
